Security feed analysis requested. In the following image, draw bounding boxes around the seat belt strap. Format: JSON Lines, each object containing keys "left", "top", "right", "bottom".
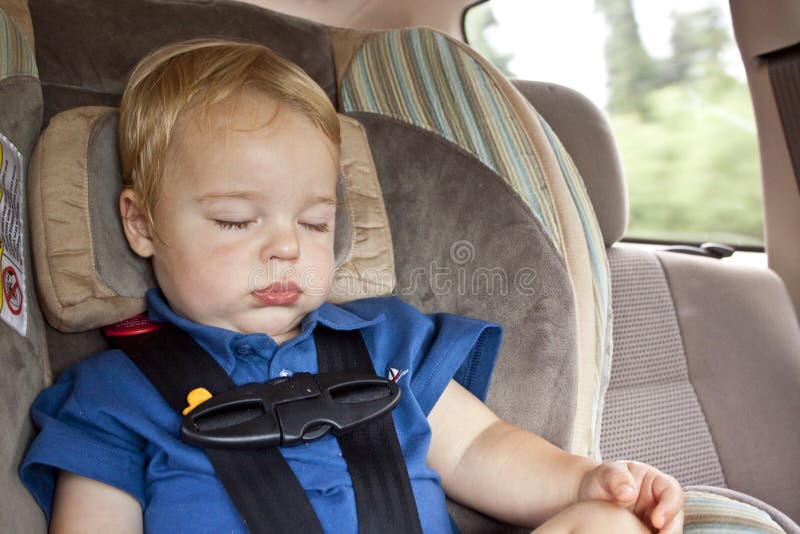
{"left": 315, "top": 326, "right": 424, "bottom": 534}
{"left": 113, "top": 325, "right": 325, "bottom": 534}
{"left": 112, "top": 322, "right": 423, "bottom": 533}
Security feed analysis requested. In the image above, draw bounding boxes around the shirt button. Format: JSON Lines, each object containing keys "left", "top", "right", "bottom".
{"left": 278, "top": 369, "right": 293, "bottom": 378}
{"left": 236, "top": 344, "right": 252, "bottom": 355}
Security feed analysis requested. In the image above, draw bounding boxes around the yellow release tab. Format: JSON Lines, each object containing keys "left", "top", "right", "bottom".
{"left": 183, "top": 387, "right": 213, "bottom": 415}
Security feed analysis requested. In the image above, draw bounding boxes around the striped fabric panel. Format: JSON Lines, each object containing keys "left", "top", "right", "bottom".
{"left": 341, "top": 28, "right": 565, "bottom": 258}
{"left": 0, "top": 8, "right": 37, "bottom": 79}
{"left": 684, "top": 491, "right": 785, "bottom": 534}
{"left": 342, "top": 29, "right": 613, "bottom": 450}
{"left": 539, "top": 116, "right": 611, "bottom": 433}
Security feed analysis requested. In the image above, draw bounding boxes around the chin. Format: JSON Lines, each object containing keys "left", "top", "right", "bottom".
{"left": 238, "top": 310, "right": 304, "bottom": 336}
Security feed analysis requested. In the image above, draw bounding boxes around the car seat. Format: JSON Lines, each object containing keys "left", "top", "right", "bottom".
{"left": 1, "top": 0, "right": 798, "bottom": 532}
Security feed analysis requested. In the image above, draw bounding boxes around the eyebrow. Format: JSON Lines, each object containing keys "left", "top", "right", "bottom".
{"left": 194, "top": 191, "right": 338, "bottom": 206}
{"left": 194, "top": 191, "right": 263, "bottom": 202}
{"left": 309, "top": 195, "right": 338, "bottom": 207}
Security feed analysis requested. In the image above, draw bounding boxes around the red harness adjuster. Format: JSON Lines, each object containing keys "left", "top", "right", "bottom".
{"left": 103, "top": 313, "right": 162, "bottom": 337}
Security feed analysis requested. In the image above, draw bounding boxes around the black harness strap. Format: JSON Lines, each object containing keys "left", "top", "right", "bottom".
{"left": 315, "top": 327, "right": 424, "bottom": 534}
{"left": 112, "top": 323, "right": 422, "bottom": 534}
{"left": 114, "top": 325, "right": 324, "bottom": 534}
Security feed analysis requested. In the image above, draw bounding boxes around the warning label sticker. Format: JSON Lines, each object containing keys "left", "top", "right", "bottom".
{"left": 1, "top": 132, "right": 27, "bottom": 336}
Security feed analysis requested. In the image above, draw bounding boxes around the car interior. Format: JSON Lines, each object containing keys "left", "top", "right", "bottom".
{"left": 1, "top": 0, "right": 799, "bottom": 532}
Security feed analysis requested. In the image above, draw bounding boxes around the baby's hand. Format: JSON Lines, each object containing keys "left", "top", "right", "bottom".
{"left": 577, "top": 460, "right": 684, "bottom": 533}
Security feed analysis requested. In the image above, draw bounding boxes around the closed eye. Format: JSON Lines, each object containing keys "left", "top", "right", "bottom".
{"left": 214, "top": 220, "right": 253, "bottom": 231}
{"left": 301, "top": 222, "right": 330, "bottom": 232}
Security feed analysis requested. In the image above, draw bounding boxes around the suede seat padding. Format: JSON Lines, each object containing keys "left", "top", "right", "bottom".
{"left": 28, "top": 0, "right": 337, "bottom": 126}
{"left": 88, "top": 111, "right": 156, "bottom": 298}
{"left": 351, "top": 112, "right": 577, "bottom": 534}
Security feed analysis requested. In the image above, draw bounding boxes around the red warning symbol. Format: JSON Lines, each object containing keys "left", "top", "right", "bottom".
{"left": 3, "top": 266, "right": 22, "bottom": 315}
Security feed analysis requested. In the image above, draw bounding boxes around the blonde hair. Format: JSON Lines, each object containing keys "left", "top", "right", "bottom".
{"left": 118, "top": 38, "right": 340, "bottom": 230}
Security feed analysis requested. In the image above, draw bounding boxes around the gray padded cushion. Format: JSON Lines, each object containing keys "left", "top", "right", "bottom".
{"left": 512, "top": 80, "right": 628, "bottom": 246}
{"left": 1, "top": 77, "right": 42, "bottom": 160}
{"left": 352, "top": 112, "right": 577, "bottom": 534}
{"left": 658, "top": 250, "right": 800, "bottom": 523}
{"left": 601, "top": 244, "right": 726, "bottom": 487}
{"left": 88, "top": 112, "right": 156, "bottom": 297}
{"left": 0, "top": 75, "right": 47, "bottom": 531}
{"left": 29, "top": 0, "right": 337, "bottom": 126}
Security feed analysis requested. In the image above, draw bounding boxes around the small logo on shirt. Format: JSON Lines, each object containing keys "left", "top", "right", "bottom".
{"left": 387, "top": 367, "right": 409, "bottom": 383}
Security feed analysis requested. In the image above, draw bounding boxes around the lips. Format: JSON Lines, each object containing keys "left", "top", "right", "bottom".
{"left": 252, "top": 282, "right": 302, "bottom": 306}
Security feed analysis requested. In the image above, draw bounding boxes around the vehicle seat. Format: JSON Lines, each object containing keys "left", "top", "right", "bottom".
{"left": 514, "top": 79, "right": 800, "bottom": 531}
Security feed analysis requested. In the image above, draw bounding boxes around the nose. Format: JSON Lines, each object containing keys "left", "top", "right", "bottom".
{"left": 260, "top": 225, "right": 300, "bottom": 264}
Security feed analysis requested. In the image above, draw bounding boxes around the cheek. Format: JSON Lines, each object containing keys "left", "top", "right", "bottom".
{"left": 160, "top": 238, "right": 252, "bottom": 289}
{"left": 300, "top": 240, "right": 336, "bottom": 291}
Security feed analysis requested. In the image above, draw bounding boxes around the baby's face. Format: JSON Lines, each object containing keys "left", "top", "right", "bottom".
{"left": 146, "top": 93, "right": 338, "bottom": 342}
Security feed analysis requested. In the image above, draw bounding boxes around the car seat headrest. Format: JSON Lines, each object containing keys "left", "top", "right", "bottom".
{"left": 28, "top": 106, "right": 395, "bottom": 332}
{"left": 29, "top": 0, "right": 337, "bottom": 125}
{"left": 512, "top": 80, "right": 629, "bottom": 246}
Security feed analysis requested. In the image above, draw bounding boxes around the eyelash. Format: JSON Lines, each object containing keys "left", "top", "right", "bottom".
{"left": 214, "top": 220, "right": 252, "bottom": 231}
{"left": 213, "top": 220, "right": 329, "bottom": 232}
{"left": 301, "top": 222, "right": 329, "bottom": 233}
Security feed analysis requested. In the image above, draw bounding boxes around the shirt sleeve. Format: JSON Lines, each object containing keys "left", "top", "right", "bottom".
{"left": 19, "top": 351, "right": 147, "bottom": 523}
{"left": 409, "top": 310, "right": 502, "bottom": 415}
{"left": 340, "top": 297, "right": 503, "bottom": 416}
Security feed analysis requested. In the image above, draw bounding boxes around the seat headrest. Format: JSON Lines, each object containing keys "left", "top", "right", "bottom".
{"left": 29, "top": 0, "right": 338, "bottom": 125}
{"left": 28, "top": 107, "right": 395, "bottom": 332}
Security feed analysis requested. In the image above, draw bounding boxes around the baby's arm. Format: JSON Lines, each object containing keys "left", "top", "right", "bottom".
{"left": 50, "top": 471, "right": 142, "bottom": 534}
{"left": 427, "top": 380, "right": 683, "bottom": 531}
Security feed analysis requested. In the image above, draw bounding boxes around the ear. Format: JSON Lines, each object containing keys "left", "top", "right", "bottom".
{"left": 119, "top": 189, "right": 155, "bottom": 258}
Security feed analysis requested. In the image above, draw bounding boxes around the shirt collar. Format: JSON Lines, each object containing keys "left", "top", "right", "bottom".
{"left": 145, "top": 288, "right": 385, "bottom": 373}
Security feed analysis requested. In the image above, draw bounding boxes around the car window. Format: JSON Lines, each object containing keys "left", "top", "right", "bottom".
{"left": 464, "top": 0, "right": 763, "bottom": 249}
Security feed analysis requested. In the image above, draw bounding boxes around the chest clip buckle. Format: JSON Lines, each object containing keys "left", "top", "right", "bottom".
{"left": 180, "top": 372, "right": 401, "bottom": 449}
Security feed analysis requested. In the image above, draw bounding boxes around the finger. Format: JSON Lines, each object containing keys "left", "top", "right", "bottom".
{"left": 649, "top": 476, "right": 683, "bottom": 529}
{"left": 658, "top": 509, "right": 684, "bottom": 534}
{"left": 625, "top": 464, "right": 657, "bottom": 521}
{"left": 607, "top": 462, "right": 638, "bottom": 502}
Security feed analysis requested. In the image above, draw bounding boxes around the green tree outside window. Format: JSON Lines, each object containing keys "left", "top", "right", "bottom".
{"left": 465, "top": 0, "right": 763, "bottom": 247}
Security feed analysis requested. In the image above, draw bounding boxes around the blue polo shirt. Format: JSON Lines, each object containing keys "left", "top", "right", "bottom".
{"left": 20, "top": 290, "right": 502, "bottom": 533}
